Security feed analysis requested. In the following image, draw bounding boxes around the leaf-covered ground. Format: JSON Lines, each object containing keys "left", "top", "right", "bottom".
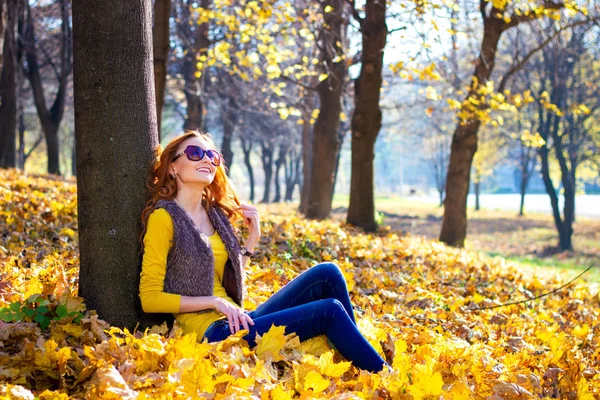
{"left": 0, "top": 169, "right": 599, "bottom": 399}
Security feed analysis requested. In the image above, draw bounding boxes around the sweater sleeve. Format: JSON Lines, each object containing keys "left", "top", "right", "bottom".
{"left": 139, "top": 208, "right": 182, "bottom": 313}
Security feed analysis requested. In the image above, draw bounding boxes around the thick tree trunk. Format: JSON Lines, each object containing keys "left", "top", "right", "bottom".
{"left": 0, "top": 0, "right": 17, "bottom": 169}
{"left": 346, "top": 0, "right": 387, "bottom": 232}
{"left": 73, "top": 0, "right": 160, "bottom": 330}
{"left": 153, "top": 0, "right": 170, "bottom": 140}
{"left": 240, "top": 136, "right": 255, "bottom": 203}
{"left": 260, "top": 141, "right": 274, "bottom": 203}
{"left": 440, "top": 21, "right": 503, "bottom": 247}
{"left": 306, "top": 0, "right": 347, "bottom": 219}
{"left": 273, "top": 144, "right": 286, "bottom": 202}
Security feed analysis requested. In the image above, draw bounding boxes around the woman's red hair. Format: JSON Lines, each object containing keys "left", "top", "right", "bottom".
{"left": 139, "top": 130, "right": 242, "bottom": 252}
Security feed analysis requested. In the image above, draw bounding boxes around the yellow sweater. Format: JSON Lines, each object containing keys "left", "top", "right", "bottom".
{"left": 139, "top": 208, "right": 236, "bottom": 340}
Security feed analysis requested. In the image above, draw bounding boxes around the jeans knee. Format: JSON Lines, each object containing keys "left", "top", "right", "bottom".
{"left": 322, "top": 298, "right": 345, "bottom": 314}
{"left": 315, "top": 262, "right": 343, "bottom": 278}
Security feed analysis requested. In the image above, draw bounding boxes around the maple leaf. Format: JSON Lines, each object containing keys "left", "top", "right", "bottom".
{"left": 254, "top": 323, "right": 288, "bottom": 362}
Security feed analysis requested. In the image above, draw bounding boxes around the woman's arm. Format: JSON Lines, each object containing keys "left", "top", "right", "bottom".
{"left": 139, "top": 209, "right": 185, "bottom": 313}
{"left": 177, "top": 295, "right": 218, "bottom": 313}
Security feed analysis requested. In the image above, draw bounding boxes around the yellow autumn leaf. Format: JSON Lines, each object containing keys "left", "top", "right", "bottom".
{"left": 255, "top": 323, "right": 288, "bottom": 362}
{"left": 303, "top": 370, "right": 330, "bottom": 393}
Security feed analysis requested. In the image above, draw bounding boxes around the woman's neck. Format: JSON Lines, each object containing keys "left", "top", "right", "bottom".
{"left": 175, "top": 185, "right": 206, "bottom": 213}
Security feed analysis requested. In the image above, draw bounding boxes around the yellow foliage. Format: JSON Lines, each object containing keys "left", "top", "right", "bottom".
{"left": 1, "top": 170, "right": 599, "bottom": 398}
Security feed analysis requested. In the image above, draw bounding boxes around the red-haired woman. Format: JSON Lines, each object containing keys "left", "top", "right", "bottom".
{"left": 139, "top": 131, "right": 390, "bottom": 373}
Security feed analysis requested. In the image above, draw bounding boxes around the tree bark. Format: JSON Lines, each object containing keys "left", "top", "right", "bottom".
{"left": 440, "top": 20, "right": 503, "bottom": 247}
{"left": 23, "top": 0, "right": 71, "bottom": 175}
{"left": 346, "top": 0, "right": 387, "bottom": 232}
{"left": 73, "top": 0, "right": 161, "bottom": 330}
{"left": 240, "top": 135, "right": 255, "bottom": 203}
{"left": 260, "top": 140, "right": 274, "bottom": 203}
{"left": 153, "top": 0, "right": 170, "bottom": 140}
{"left": 306, "top": 0, "right": 347, "bottom": 219}
{"left": 0, "top": 0, "right": 17, "bottom": 169}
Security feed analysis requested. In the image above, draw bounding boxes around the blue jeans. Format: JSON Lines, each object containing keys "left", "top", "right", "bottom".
{"left": 203, "top": 262, "right": 389, "bottom": 372}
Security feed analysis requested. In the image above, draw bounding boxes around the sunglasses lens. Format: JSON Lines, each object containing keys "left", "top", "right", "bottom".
{"left": 206, "top": 150, "right": 221, "bottom": 166}
{"left": 186, "top": 146, "right": 205, "bottom": 161}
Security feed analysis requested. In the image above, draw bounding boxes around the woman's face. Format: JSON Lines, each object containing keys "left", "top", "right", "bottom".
{"left": 171, "top": 137, "right": 219, "bottom": 188}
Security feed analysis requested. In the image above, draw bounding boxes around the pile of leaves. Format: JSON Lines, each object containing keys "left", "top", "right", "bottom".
{"left": 0, "top": 168, "right": 598, "bottom": 399}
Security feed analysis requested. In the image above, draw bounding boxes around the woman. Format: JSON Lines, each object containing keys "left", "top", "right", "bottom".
{"left": 139, "top": 130, "right": 390, "bottom": 373}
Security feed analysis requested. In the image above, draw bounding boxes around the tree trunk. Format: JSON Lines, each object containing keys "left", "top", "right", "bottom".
{"left": 181, "top": 0, "right": 210, "bottom": 131}
{"left": 260, "top": 141, "right": 274, "bottom": 203}
{"left": 153, "top": 0, "right": 170, "bottom": 140}
{"left": 220, "top": 96, "right": 235, "bottom": 171}
{"left": 306, "top": 0, "right": 347, "bottom": 219}
{"left": 299, "top": 107, "right": 313, "bottom": 214}
{"left": 0, "top": 0, "right": 17, "bottom": 169}
{"left": 0, "top": 0, "right": 5, "bottom": 73}
{"left": 518, "top": 175, "right": 526, "bottom": 216}
{"left": 18, "top": 99, "right": 24, "bottom": 169}
{"left": 332, "top": 122, "right": 346, "bottom": 195}
{"left": 284, "top": 148, "right": 299, "bottom": 201}
{"left": 346, "top": 0, "right": 387, "bottom": 232}
{"left": 71, "top": 133, "right": 76, "bottom": 176}
{"left": 474, "top": 178, "right": 480, "bottom": 211}
{"left": 273, "top": 144, "right": 286, "bottom": 202}
{"left": 240, "top": 135, "right": 255, "bottom": 203}
{"left": 24, "top": 0, "right": 70, "bottom": 175}
{"left": 73, "top": 0, "right": 161, "bottom": 330}
{"left": 440, "top": 21, "right": 503, "bottom": 247}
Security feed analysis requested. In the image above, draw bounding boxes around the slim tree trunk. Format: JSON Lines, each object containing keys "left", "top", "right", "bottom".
{"left": 23, "top": 0, "right": 71, "bottom": 175}
{"left": 153, "top": 0, "right": 170, "bottom": 140}
{"left": 181, "top": 0, "right": 210, "bottom": 131}
{"left": 299, "top": 107, "right": 313, "bottom": 214}
{"left": 260, "top": 141, "right": 274, "bottom": 203}
{"left": 220, "top": 96, "right": 235, "bottom": 171}
{"left": 73, "top": 0, "right": 160, "bottom": 330}
{"left": 474, "top": 177, "right": 480, "bottom": 211}
{"left": 440, "top": 21, "right": 503, "bottom": 246}
{"left": 0, "top": 0, "right": 17, "bottom": 169}
{"left": 346, "top": 0, "right": 387, "bottom": 232}
{"left": 240, "top": 136, "right": 255, "bottom": 203}
{"left": 306, "top": 0, "right": 347, "bottom": 219}
{"left": 284, "top": 147, "right": 299, "bottom": 201}
{"left": 273, "top": 144, "right": 286, "bottom": 203}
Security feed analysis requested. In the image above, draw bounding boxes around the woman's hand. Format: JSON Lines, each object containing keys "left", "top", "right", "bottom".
{"left": 237, "top": 203, "right": 260, "bottom": 247}
{"left": 212, "top": 297, "right": 254, "bottom": 334}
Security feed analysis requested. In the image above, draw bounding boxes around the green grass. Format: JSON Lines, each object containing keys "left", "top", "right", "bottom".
{"left": 331, "top": 193, "right": 600, "bottom": 284}
{"left": 484, "top": 252, "right": 600, "bottom": 284}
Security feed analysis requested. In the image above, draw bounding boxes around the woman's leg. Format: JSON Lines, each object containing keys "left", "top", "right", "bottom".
{"left": 246, "top": 262, "right": 357, "bottom": 325}
{"left": 205, "top": 298, "right": 388, "bottom": 373}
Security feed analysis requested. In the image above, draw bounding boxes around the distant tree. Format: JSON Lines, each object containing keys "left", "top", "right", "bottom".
{"left": 439, "top": 1, "right": 570, "bottom": 247}
{"left": 22, "top": 0, "right": 72, "bottom": 175}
